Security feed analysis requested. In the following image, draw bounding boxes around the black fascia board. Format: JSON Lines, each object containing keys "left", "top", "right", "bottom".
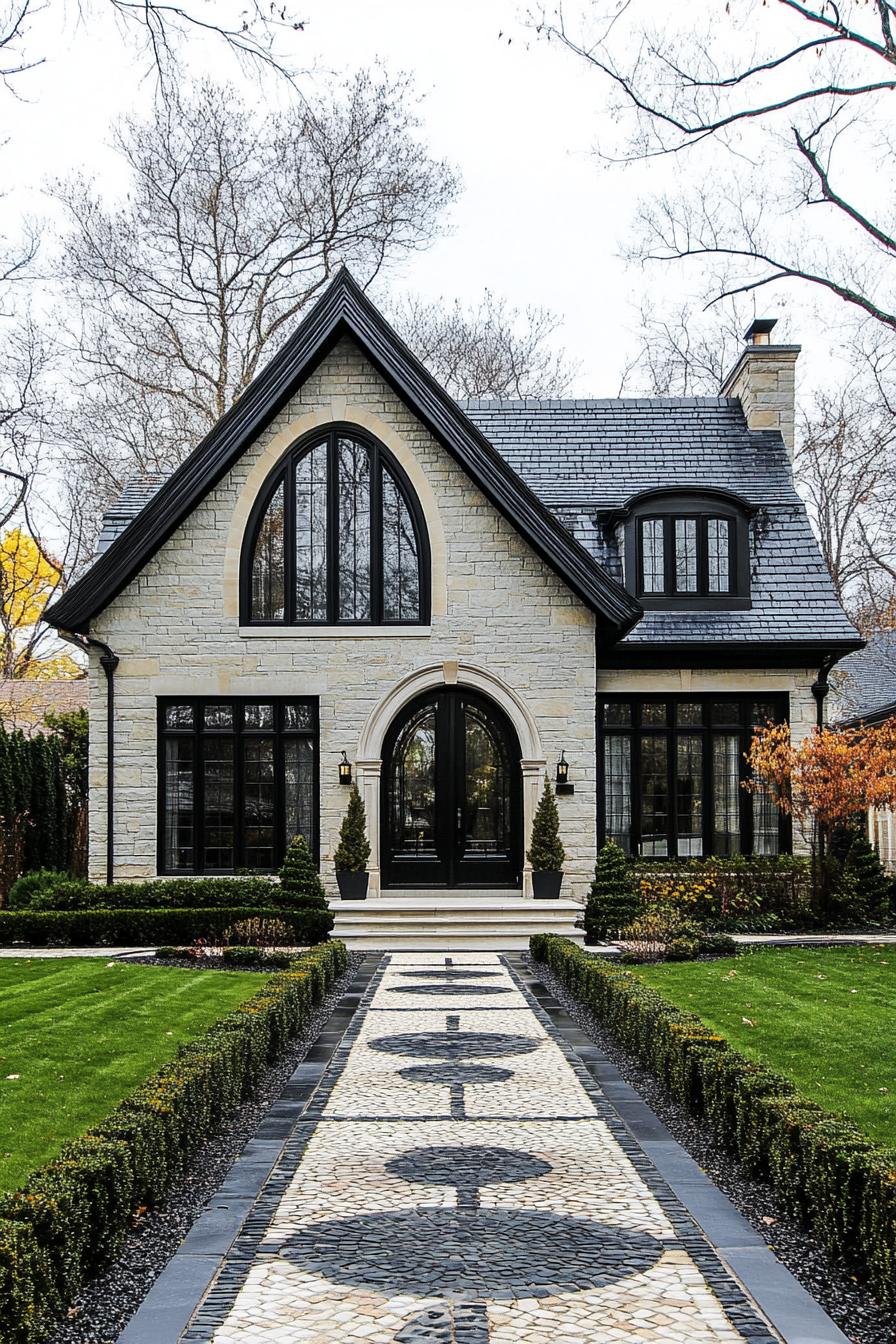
{"left": 598, "top": 637, "right": 865, "bottom": 670}
{"left": 44, "top": 269, "right": 642, "bottom": 638}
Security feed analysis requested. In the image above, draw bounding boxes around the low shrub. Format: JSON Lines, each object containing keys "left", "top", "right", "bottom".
{"left": 6, "top": 870, "right": 72, "bottom": 910}
{"left": 530, "top": 934, "right": 896, "bottom": 1307}
{"left": 0, "top": 905, "right": 334, "bottom": 948}
{"left": 0, "top": 940, "right": 348, "bottom": 1344}
{"left": 616, "top": 905, "right": 737, "bottom": 963}
{"left": 20, "top": 875, "right": 295, "bottom": 912}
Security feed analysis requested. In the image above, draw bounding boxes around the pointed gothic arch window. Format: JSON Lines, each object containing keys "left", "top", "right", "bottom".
{"left": 241, "top": 426, "right": 430, "bottom": 626}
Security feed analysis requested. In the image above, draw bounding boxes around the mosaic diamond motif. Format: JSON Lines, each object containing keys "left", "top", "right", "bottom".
{"left": 187, "top": 953, "right": 779, "bottom": 1343}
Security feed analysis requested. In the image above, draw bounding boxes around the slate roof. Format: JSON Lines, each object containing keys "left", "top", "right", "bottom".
{"left": 94, "top": 474, "right": 168, "bottom": 556}
{"left": 461, "top": 398, "right": 860, "bottom": 649}
{"left": 831, "top": 630, "right": 896, "bottom": 724}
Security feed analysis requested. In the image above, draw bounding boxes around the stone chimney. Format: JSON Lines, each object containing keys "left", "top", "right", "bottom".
{"left": 719, "top": 318, "right": 801, "bottom": 459}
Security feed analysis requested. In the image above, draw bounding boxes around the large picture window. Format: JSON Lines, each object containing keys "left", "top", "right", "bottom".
{"left": 158, "top": 698, "right": 318, "bottom": 874}
{"left": 599, "top": 695, "right": 788, "bottom": 859}
{"left": 242, "top": 426, "right": 430, "bottom": 626}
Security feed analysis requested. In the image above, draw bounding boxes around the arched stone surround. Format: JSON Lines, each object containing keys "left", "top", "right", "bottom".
{"left": 356, "top": 661, "right": 547, "bottom": 897}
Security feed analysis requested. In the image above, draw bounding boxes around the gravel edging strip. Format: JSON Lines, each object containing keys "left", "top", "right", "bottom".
{"left": 528, "top": 954, "right": 896, "bottom": 1344}
{"left": 43, "top": 951, "right": 367, "bottom": 1344}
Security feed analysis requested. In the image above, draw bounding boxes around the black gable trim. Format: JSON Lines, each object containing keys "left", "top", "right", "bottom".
{"left": 44, "top": 270, "right": 642, "bottom": 637}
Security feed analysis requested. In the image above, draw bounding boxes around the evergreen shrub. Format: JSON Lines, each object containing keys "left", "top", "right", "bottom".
{"left": 0, "top": 906, "right": 333, "bottom": 948}
{"left": 279, "top": 835, "right": 330, "bottom": 915}
{"left": 333, "top": 786, "right": 371, "bottom": 873}
{"left": 526, "top": 777, "right": 565, "bottom": 871}
{"left": 585, "top": 841, "right": 640, "bottom": 941}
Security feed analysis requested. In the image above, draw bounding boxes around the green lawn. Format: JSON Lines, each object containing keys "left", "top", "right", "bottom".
{"left": 0, "top": 957, "right": 267, "bottom": 1192}
{"left": 636, "top": 947, "right": 896, "bottom": 1147}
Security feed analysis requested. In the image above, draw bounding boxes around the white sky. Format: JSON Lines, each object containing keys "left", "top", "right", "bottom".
{"left": 3, "top": 0, "right": 850, "bottom": 397}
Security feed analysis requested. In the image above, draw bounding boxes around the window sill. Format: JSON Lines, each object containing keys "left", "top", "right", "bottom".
{"left": 238, "top": 625, "right": 433, "bottom": 639}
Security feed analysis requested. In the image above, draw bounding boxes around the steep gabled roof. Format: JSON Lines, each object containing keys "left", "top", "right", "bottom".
{"left": 44, "top": 270, "right": 641, "bottom": 638}
{"left": 832, "top": 630, "right": 896, "bottom": 725}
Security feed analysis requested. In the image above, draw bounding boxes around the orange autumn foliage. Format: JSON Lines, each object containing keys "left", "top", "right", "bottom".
{"left": 746, "top": 720, "right": 896, "bottom": 833}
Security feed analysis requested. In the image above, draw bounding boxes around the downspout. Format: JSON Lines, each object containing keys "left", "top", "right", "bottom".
{"left": 810, "top": 652, "right": 839, "bottom": 866}
{"left": 59, "top": 631, "right": 120, "bottom": 886}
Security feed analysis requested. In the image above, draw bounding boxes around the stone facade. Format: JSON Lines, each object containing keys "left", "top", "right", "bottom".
{"left": 87, "top": 338, "right": 599, "bottom": 898}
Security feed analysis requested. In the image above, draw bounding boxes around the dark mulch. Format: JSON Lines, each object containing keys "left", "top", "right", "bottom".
{"left": 530, "top": 954, "right": 895, "bottom": 1344}
{"left": 45, "top": 951, "right": 365, "bottom": 1344}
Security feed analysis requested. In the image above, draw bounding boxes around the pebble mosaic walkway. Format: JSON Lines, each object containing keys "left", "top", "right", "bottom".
{"left": 167, "top": 953, "right": 800, "bottom": 1344}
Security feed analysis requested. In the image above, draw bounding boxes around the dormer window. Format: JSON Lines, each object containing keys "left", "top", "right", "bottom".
{"left": 615, "top": 490, "right": 752, "bottom": 609}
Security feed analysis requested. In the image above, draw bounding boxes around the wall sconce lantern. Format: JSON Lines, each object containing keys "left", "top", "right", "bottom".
{"left": 339, "top": 752, "right": 353, "bottom": 786}
{"left": 555, "top": 751, "right": 574, "bottom": 795}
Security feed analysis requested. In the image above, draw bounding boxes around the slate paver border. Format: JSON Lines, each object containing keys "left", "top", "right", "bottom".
{"left": 508, "top": 954, "right": 851, "bottom": 1344}
{"left": 116, "top": 953, "right": 386, "bottom": 1344}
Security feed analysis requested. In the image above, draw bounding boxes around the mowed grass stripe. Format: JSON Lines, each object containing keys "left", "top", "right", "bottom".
{"left": 636, "top": 946, "right": 896, "bottom": 1147}
{"left": 0, "top": 958, "right": 268, "bottom": 1192}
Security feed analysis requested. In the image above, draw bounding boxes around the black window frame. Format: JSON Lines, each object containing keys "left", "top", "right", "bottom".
{"left": 157, "top": 696, "right": 319, "bottom": 876}
{"left": 240, "top": 423, "right": 431, "bottom": 627}
{"left": 597, "top": 693, "right": 790, "bottom": 859}
{"left": 622, "top": 491, "right": 752, "bottom": 609}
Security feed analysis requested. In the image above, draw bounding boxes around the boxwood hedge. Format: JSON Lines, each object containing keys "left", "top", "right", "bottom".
{"left": 0, "top": 905, "right": 334, "bottom": 948}
{"left": 11, "top": 875, "right": 296, "bottom": 912}
{"left": 530, "top": 934, "right": 896, "bottom": 1308}
{"left": 0, "top": 940, "right": 348, "bottom": 1344}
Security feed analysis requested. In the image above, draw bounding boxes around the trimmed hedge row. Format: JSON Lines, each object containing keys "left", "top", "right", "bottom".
{"left": 0, "top": 940, "right": 348, "bottom": 1344}
{"left": 0, "top": 905, "right": 334, "bottom": 948}
{"left": 530, "top": 934, "right": 896, "bottom": 1307}
{"left": 11, "top": 875, "right": 294, "bottom": 912}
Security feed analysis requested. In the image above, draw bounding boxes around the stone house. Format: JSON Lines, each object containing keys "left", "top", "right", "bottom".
{"left": 44, "top": 272, "right": 862, "bottom": 941}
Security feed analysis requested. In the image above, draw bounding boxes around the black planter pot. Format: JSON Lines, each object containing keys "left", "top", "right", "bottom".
{"left": 532, "top": 870, "right": 563, "bottom": 900}
{"left": 336, "top": 871, "right": 369, "bottom": 901}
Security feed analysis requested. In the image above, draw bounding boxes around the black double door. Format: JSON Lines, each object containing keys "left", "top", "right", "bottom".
{"left": 382, "top": 688, "right": 522, "bottom": 888}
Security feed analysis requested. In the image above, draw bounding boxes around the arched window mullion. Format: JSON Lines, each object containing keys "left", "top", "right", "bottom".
{"left": 326, "top": 430, "right": 339, "bottom": 624}
{"left": 370, "top": 443, "right": 383, "bottom": 625}
{"left": 284, "top": 457, "right": 296, "bottom": 625}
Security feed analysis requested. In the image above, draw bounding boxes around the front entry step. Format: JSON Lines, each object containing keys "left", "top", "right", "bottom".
{"left": 330, "top": 891, "right": 585, "bottom": 951}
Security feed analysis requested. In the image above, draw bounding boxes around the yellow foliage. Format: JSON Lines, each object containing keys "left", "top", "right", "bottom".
{"left": 15, "top": 652, "right": 83, "bottom": 681}
{"left": 0, "top": 529, "right": 61, "bottom": 629}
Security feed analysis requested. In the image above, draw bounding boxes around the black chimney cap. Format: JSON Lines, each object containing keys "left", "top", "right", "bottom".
{"left": 744, "top": 317, "right": 778, "bottom": 342}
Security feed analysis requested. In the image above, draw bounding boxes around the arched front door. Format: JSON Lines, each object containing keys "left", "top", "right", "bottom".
{"left": 382, "top": 688, "right": 522, "bottom": 888}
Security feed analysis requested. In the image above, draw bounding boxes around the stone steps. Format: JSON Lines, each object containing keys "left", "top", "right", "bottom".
{"left": 330, "top": 891, "right": 585, "bottom": 951}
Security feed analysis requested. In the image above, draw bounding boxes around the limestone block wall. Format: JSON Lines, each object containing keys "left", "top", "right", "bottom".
{"left": 87, "top": 338, "right": 599, "bottom": 901}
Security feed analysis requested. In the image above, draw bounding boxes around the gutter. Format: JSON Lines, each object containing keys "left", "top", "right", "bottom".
{"left": 811, "top": 651, "right": 843, "bottom": 731}
{"left": 58, "top": 630, "right": 120, "bottom": 886}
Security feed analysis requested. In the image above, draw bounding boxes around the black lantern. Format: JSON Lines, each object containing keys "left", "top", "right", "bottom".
{"left": 555, "top": 751, "right": 574, "bottom": 795}
{"left": 339, "top": 752, "right": 353, "bottom": 786}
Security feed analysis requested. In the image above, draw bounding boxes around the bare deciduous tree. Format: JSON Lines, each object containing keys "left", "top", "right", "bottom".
{"left": 0, "top": 0, "right": 305, "bottom": 91}
{"left": 51, "top": 72, "right": 459, "bottom": 512}
{"left": 618, "top": 298, "right": 759, "bottom": 396}
{"left": 795, "top": 387, "right": 896, "bottom": 626}
{"left": 536, "top": 2, "right": 896, "bottom": 334}
{"left": 392, "top": 291, "right": 578, "bottom": 398}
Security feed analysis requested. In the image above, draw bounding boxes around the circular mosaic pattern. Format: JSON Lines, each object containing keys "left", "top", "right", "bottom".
{"left": 387, "top": 1145, "right": 552, "bottom": 1189}
{"left": 368, "top": 1031, "right": 540, "bottom": 1060}
{"left": 279, "top": 1209, "right": 664, "bottom": 1300}
{"left": 387, "top": 984, "right": 509, "bottom": 997}
{"left": 396, "top": 970, "right": 501, "bottom": 980}
{"left": 397, "top": 1064, "right": 513, "bottom": 1087}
